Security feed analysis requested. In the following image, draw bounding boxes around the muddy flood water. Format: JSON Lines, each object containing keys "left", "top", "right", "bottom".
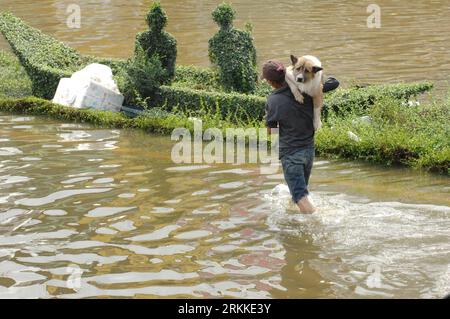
{"left": 0, "top": 114, "right": 449, "bottom": 298}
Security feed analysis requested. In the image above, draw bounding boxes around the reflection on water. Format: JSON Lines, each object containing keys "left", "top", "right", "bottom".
{"left": 1, "top": 0, "right": 450, "bottom": 89}
{"left": 0, "top": 113, "right": 449, "bottom": 298}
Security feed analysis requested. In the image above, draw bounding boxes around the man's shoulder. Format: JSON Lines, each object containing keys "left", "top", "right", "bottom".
{"left": 271, "top": 90, "right": 312, "bottom": 107}
{"left": 268, "top": 87, "right": 291, "bottom": 102}
{"left": 267, "top": 92, "right": 278, "bottom": 104}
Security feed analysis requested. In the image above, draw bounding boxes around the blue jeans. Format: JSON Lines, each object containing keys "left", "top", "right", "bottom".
{"left": 281, "top": 146, "right": 315, "bottom": 203}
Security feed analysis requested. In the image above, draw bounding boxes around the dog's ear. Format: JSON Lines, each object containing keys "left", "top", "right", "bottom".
{"left": 312, "top": 66, "right": 323, "bottom": 73}
{"left": 290, "top": 55, "right": 298, "bottom": 65}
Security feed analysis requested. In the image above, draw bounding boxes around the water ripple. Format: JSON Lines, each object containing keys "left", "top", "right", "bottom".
{"left": 15, "top": 188, "right": 113, "bottom": 206}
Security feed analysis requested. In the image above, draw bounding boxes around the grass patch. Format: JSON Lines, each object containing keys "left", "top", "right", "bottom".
{"left": 316, "top": 96, "right": 450, "bottom": 174}
{"left": 0, "top": 96, "right": 260, "bottom": 135}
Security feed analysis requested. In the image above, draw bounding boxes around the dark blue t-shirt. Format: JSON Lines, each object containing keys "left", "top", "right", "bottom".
{"left": 265, "top": 77, "right": 339, "bottom": 159}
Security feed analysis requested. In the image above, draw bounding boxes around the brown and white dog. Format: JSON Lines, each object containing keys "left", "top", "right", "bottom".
{"left": 285, "top": 55, "right": 324, "bottom": 130}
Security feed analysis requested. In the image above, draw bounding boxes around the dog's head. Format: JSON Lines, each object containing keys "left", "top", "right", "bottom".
{"left": 290, "top": 55, "right": 323, "bottom": 83}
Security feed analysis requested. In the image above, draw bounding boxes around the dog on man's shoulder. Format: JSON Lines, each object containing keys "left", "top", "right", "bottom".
{"left": 285, "top": 54, "right": 324, "bottom": 131}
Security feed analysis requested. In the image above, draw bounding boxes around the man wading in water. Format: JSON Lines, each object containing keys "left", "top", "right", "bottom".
{"left": 262, "top": 60, "right": 339, "bottom": 214}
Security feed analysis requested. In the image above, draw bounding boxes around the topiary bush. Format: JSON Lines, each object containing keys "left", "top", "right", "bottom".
{"left": 208, "top": 3, "right": 258, "bottom": 93}
{"left": 116, "top": 47, "right": 167, "bottom": 108}
{"left": 135, "top": 2, "right": 177, "bottom": 83}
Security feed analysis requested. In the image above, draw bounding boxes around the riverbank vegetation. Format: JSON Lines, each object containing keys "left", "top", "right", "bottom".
{"left": 0, "top": 51, "right": 448, "bottom": 174}
{"left": 317, "top": 96, "right": 449, "bottom": 174}
{"left": 0, "top": 4, "right": 448, "bottom": 174}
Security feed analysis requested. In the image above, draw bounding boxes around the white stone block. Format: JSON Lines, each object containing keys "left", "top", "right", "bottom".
{"left": 52, "top": 63, "right": 124, "bottom": 112}
{"left": 73, "top": 81, "right": 124, "bottom": 112}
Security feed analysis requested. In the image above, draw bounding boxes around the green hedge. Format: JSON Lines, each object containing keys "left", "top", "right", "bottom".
{"left": 173, "top": 65, "right": 220, "bottom": 90}
{"left": 156, "top": 81, "right": 433, "bottom": 121}
{"left": 0, "top": 12, "right": 127, "bottom": 99}
{"left": 325, "top": 81, "right": 434, "bottom": 116}
{"left": 157, "top": 85, "right": 267, "bottom": 119}
{"left": 90, "top": 56, "right": 127, "bottom": 74}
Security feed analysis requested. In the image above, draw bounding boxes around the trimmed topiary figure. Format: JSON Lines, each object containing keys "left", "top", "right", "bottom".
{"left": 208, "top": 3, "right": 258, "bottom": 93}
{"left": 135, "top": 2, "right": 177, "bottom": 83}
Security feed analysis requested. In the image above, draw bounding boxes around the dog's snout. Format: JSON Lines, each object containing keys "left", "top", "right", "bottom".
{"left": 296, "top": 76, "right": 304, "bottom": 83}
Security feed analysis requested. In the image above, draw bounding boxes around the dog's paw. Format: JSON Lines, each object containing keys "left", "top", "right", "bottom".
{"left": 314, "top": 118, "right": 322, "bottom": 131}
{"left": 293, "top": 91, "right": 304, "bottom": 104}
